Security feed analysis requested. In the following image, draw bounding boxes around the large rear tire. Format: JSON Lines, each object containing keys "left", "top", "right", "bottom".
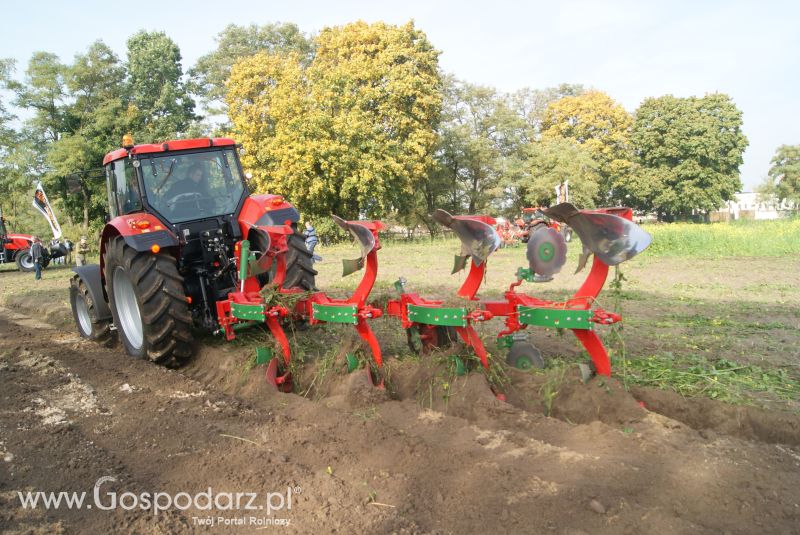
{"left": 283, "top": 230, "right": 317, "bottom": 290}
{"left": 69, "top": 275, "right": 116, "bottom": 346}
{"left": 15, "top": 249, "right": 34, "bottom": 272}
{"left": 249, "top": 228, "right": 317, "bottom": 290}
{"left": 104, "top": 236, "right": 192, "bottom": 367}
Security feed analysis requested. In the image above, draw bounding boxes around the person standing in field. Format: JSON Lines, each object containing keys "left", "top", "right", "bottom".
{"left": 76, "top": 236, "right": 90, "bottom": 266}
{"left": 63, "top": 238, "right": 73, "bottom": 265}
{"left": 303, "top": 221, "right": 322, "bottom": 262}
{"left": 30, "top": 237, "right": 44, "bottom": 280}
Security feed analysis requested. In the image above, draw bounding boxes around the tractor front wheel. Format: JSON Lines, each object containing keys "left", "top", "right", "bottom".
{"left": 104, "top": 236, "right": 192, "bottom": 367}
{"left": 70, "top": 275, "right": 116, "bottom": 346}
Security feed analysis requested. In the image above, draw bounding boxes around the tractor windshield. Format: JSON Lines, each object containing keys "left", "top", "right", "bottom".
{"left": 140, "top": 149, "right": 246, "bottom": 223}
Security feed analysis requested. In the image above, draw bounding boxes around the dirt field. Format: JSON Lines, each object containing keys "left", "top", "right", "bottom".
{"left": 1, "top": 250, "right": 799, "bottom": 534}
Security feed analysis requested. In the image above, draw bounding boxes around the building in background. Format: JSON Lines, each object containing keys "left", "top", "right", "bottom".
{"left": 710, "top": 192, "right": 797, "bottom": 222}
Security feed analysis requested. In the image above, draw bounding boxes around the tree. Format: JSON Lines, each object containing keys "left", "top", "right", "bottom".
{"left": 47, "top": 134, "right": 107, "bottom": 229}
{"left": 759, "top": 145, "right": 800, "bottom": 207}
{"left": 191, "top": 23, "right": 312, "bottom": 116}
{"left": 437, "top": 80, "right": 499, "bottom": 214}
{"left": 3, "top": 54, "right": 67, "bottom": 229}
{"left": 45, "top": 41, "right": 128, "bottom": 229}
{"left": 630, "top": 93, "right": 748, "bottom": 220}
{"left": 541, "top": 90, "right": 632, "bottom": 202}
{"left": 433, "top": 77, "right": 531, "bottom": 216}
{"left": 11, "top": 52, "right": 69, "bottom": 143}
{"left": 227, "top": 21, "right": 442, "bottom": 225}
{"left": 516, "top": 138, "right": 599, "bottom": 210}
{"left": 506, "top": 83, "right": 585, "bottom": 143}
{"left": 126, "top": 31, "right": 196, "bottom": 141}
{"left": 0, "top": 58, "right": 19, "bottom": 191}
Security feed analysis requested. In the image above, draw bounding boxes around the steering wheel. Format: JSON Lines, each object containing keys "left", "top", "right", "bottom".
{"left": 166, "top": 192, "right": 202, "bottom": 207}
{"left": 165, "top": 192, "right": 215, "bottom": 215}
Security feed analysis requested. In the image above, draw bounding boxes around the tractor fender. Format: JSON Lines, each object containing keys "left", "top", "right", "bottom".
{"left": 71, "top": 264, "right": 112, "bottom": 320}
{"left": 5, "top": 233, "right": 33, "bottom": 252}
{"left": 120, "top": 230, "right": 179, "bottom": 253}
{"left": 238, "top": 194, "right": 300, "bottom": 237}
{"left": 100, "top": 215, "right": 180, "bottom": 274}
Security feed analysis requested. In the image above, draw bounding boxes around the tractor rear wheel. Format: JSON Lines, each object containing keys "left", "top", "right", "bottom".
{"left": 283, "top": 229, "right": 317, "bottom": 290}
{"left": 249, "top": 228, "right": 317, "bottom": 291}
{"left": 69, "top": 275, "right": 116, "bottom": 346}
{"left": 104, "top": 236, "right": 192, "bottom": 367}
{"left": 15, "top": 249, "right": 34, "bottom": 272}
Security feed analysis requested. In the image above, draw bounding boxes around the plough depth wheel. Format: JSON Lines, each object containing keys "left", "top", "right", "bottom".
{"left": 506, "top": 341, "right": 545, "bottom": 370}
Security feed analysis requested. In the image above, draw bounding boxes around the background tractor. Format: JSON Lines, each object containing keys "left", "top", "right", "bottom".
{"left": 69, "top": 137, "right": 315, "bottom": 366}
{"left": 0, "top": 214, "right": 65, "bottom": 272}
{"left": 516, "top": 207, "right": 573, "bottom": 244}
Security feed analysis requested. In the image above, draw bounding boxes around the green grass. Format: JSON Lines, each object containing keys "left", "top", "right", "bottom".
{"left": 616, "top": 353, "right": 800, "bottom": 410}
{"left": 643, "top": 218, "right": 800, "bottom": 257}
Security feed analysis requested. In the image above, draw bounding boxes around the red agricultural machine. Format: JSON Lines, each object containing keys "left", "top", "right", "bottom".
{"left": 516, "top": 207, "right": 572, "bottom": 244}
{"left": 0, "top": 214, "right": 64, "bottom": 272}
{"left": 482, "top": 204, "right": 650, "bottom": 376}
{"left": 387, "top": 210, "right": 498, "bottom": 369}
{"left": 69, "top": 135, "right": 651, "bottom": 395}
{"left": 216, "top": 215, "right": 386, "bottom": 389}
{"left": 69, "top": 136, "right": 316, "bottom": 365}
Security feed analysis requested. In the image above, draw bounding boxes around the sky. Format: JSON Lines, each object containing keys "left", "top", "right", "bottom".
{"left": 1, "top": 0, "right": 798, "bottom": 190}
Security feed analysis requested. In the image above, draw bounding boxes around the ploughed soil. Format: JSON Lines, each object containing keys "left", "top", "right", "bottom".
{"left": 1, "top": 303, "right": 800, "bottom": 535}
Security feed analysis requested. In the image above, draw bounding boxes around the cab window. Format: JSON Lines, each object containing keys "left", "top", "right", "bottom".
{"left": 113, "top": 159, "right": 142, "bottom": 215}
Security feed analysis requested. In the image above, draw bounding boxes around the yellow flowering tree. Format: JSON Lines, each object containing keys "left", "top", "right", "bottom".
{"left": 541, "top": 90, "right": 632, "bottom": 202}
{"left": 226, "top": 21, "right": 442, "bottom": 224}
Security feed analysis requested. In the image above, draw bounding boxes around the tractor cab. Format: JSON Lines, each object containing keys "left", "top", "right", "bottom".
{"left": 103, "top": 138, "right": 247, "bottom": 234}
{"left": 521, "top": 207, "right": 546, "bottom": 225}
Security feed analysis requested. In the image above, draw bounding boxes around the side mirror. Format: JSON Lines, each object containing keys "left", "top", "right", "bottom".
{"left": 104, "top": 213, "right": 111, "bottom": 224}
{"left": 66, "top": 176, "right": 83, "bottom": 194}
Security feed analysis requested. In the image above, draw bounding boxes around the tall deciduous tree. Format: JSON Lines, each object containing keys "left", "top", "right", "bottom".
{"left": 434, "top": 77, "right": 531, "bottom": 216}
{"left": 630, "top": 93, "right": 748, "bottom": 220}
{"left": 759, "top": 144, "right": 800, "bottom": 207}
{"left": 541, "top": 90, "right": 632, "bottom": 202}
{"left": 0, "top": 58, "right": 18, "bottom": 191}
{"left": 518, "top": 138, "right": 599, "bottom": 210}
{"left": 11, "top": 52, "right": 69, "bottom": 143}
{"left": 507, "top": 83, "right": 585, "bottom": 143}
{"left": 227, "top": 21, "right": 442, "bottom": 225}
{"left": 126, "top": 31, "right": 196, "bottom": 141}
{"left": 191, "top": 23, "right": 312, "bottom": 116}
{"left": 46, "top": 41, "right": 128, "bottom": 229}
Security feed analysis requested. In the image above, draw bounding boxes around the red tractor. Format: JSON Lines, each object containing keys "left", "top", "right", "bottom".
{"left": 516, "top": 207, "right": 572, "bottom": 244}
{"left": 0, "top": 215, "right": 64, "bottom": 272}
{"left": 68, "top": 137, "right": 315, "bottom": 366}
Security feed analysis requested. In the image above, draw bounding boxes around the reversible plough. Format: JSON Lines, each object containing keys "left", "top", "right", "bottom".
{"left": 216, "top": 203, "right": 651, "bottom": 396}
{"left": 216, "top": 216, "right": 385, "bottom": 390}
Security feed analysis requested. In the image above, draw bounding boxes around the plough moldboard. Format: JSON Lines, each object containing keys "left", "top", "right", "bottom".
{"left": 215, "top": 204, "right": 652, "bottom": 398}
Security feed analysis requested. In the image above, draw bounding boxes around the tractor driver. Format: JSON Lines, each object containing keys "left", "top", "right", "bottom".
{"left": 163, "top": 163, "right": 214, "bottom": 215}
